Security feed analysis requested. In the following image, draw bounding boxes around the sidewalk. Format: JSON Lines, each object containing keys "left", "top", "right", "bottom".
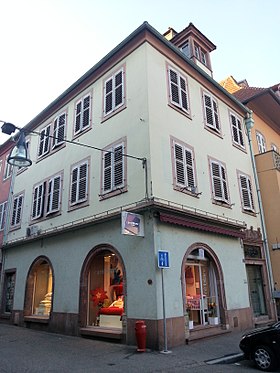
{"left": 0, "top": 323, "right": 245, "bottom": 372}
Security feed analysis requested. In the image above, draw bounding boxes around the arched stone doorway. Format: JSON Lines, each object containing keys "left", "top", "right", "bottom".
{"left": 182, "top": 243, "right": 227, "bottom": 329}
{"left": 79, "top": 245, "right": 125, "bottom": 331}
{"left": 24, "top": 256, "right": 53, "bottom": 318}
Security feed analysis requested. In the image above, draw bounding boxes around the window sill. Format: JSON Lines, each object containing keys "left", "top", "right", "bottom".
{"left": 99, "top": 187, "right": 127, "bottom": 200}
{"left": 24, "top": 315, "right": 49, "bottom": 324}
{"left": 204, "top": 125, "right": 223, "bottom": 139}
{"left": 167, "top": 103, "right": 192, "bottom": 120}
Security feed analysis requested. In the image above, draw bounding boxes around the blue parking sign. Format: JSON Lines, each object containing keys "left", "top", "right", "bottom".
{"left": 158, "top": 251, "right": 170, "bottom": 268}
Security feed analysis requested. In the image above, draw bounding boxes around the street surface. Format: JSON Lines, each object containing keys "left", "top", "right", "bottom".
{"left": 0, "top": 323, "right": 271, "bottom": 372}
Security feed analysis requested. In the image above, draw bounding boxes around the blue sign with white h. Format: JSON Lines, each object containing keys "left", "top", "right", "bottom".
{"left": 158, "top": 251, "right": 170, "bottom": 268}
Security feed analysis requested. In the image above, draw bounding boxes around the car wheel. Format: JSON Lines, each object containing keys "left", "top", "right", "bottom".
{"left": 253, "top": 345, "right": 278, "bottom": 372}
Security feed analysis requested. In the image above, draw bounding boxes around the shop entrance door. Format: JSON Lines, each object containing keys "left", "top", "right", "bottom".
{"left": 246, "top": 264, "right": 267, "bottom": 316}
{"left": 185, "top": 253, "right": 218, "bottom": 327}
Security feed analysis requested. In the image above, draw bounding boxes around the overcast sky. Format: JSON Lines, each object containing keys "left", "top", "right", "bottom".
{"left": 1, "top": 0, "right": 279, "bottom": 145}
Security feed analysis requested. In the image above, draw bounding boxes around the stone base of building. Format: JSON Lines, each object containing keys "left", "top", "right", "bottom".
{"left": 3, "top": 307, "right": 256, "bottom": 350}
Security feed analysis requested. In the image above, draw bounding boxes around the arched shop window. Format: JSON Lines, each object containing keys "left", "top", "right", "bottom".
{"left": 25, "top": 258, "right": 53, "bottom": 317}
{"left": 87, "top": 250, "right": 124, "bottom": 328}
{"left": 185, "top": 248, "right": 219, "bottom": 327}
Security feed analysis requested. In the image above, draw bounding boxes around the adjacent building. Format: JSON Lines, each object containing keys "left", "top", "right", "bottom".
{"left": 0, "top": 23, "right": 275, "bottom": 349}
{"left": 221, "top": 76, "right": 280, "bottom": 316}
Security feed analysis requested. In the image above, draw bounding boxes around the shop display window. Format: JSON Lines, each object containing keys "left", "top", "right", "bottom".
{"left": 88, "top": 251, "right": 124, "bottom": 329}
{"left": 31, "top": 261, "right": 53, "bottom": 317}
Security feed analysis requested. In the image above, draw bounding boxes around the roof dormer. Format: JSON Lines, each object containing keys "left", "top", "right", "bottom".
{"left": 164, "top": 23, "right": 216, "bottom": 77}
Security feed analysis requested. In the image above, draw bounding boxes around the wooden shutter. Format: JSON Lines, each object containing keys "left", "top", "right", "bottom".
{"left": 46, "top": 175, "right": 61, "bottom": 214}
{"left": 185, "top": 148, "right": 195, "bottom": 188}
{"left": 0, "top": 202, "right": 7, "bottom": 230}
{"left": 82, "top": 95, "right": 90, "bottom": 129}
{"left": 169, "top": 69, "right": 180, "bottom": 106}
{"left": 204, "top": 94, "right": 214, "bottom": 127}
{"left": 114, "top": 70, "right": 123, "bottom": 107}
{"left": 71, "top": 162, "right": 88, "bottom": 204}
{"left": 240, "top": 175, "right": 254, "bottom": 210}
{"left": 103, "top": 151, "right": 112, "bottom": 192}
{"left": 32, "top": 183, "right": 45, "bottom": 219}
{"left": 174, "top": 144, "right": 185, "bottom": 185}
{"left": 180, "top": 76, "right": 188, "bottom": 111}
{"left": 75, "top": 100, "right": 82, "bottom": 133}
{"left": 105, "top": 78, "right": 113, "bottom": 114}
{"left": 53, "top": 113, "right": 65, "bottom": 148}
{"left": 211, "top": 162, "right": 228, "bottom": 202}
{"left": 12, "top": 195, "right": 23, "bottom": 226}
{"left": 38, "top": 125, "right": 51, "bottom": 157}
{"left": 113, "top": 145, "right": 123, "bottom": 187}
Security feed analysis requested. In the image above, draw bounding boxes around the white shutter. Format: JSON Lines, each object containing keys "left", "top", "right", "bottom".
{"left": 32, "top": 183, "right": 45, "bottom": 219}
{"left": 211, "top": 161, "right": 229, "bottom": 202}
{"left": 240, "top": 175, "right": 254, "bottom": 211}
{"left": 46, "top": 175, "right": 61, "bottom": 214}
{"left": 70, "top": 162, "right": 88, "bottom": 204}
{"left": 38, "top": 125, "right": 51, "bottom": 157}
{"left": 53, "top": 113, "right": 66, "bottom": 148}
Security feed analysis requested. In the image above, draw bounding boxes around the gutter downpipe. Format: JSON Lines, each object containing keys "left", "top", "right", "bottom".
{"left": 245, "top": 111, "right": 276, "bottom": 320}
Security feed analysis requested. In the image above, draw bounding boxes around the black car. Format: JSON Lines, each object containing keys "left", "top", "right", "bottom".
{"left": 240, "top": 322, "right": 280, "bottom": 371}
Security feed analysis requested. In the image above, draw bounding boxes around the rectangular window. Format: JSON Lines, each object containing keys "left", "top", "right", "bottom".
{"left": 194, "top": 43, "right": 208, "bottom": 66}
{"left": 102, "top": 141, "right": 125, "bottom": 195}
{"left": 11, "top": 194, "right": 24, "bottom": 227}
{"left": 52, "top": 113, "right": 66, "bottom": 148}
{"left": 256, "top": 131, "right": 266, "bottom": 153}
{"left": 38, "top": 111, "right": 67, "bottom": 159}
{"left": 168, "top": 66, "right": 189, "bottom": 113}
{"left": 210, "top": 159, "right": 229, "bottom": 203}
{"left": 230, "top": 113, "right": 244, "bottom": 148}
{"left": 203, "top": 93, "right": 220, "bottom": 132}
{"left": 31, "top": 174, "right": 62, "bottom": 220}
{"left": 70, "top": 160, "right": 89, "bottom": 206}
{"left": 3, "top": 157, "right": 13, "bottom": 180}
{"left": 0, "top": 201, "right": 7, "bottom": 230}
{"left": 104, "top": 68, "right": 124, "bottom": 116}
{"left": 75, "top": 94, "right": 91, "bottom": 135}
{"left": 172, "top": 139, "right": 196, "bottom": 193}
{"left": 239, "top": 173, "right": 255, "bottom": 212}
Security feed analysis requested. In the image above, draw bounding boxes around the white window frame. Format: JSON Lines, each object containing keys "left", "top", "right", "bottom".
{"left": 203, "top": 92, "right": 220, "bottom": 132}
{"left": 168, "top": 66, "right": 190, "bottom": 114}
{"left": 101, "top": 141, "right": 125, "bottom": 195}
{"left": 172, "top": 139, "right": 196, "bottom": 193}
{"left": 31, "top": 174, "right": 62, "bottom": 220}
{"left": 256, "top": 131, "right": 266, "bottom": 153}
{"left": 0, "top": 201, "right": 7, "bottom": 230}
{"left": 11, "top": 193, "right": 24, "bottom": 228}
{"left": 70, "top": 160, "right": 89, "bottom": 206}
{"left": 104, "top": 67, "right": 124, "bottom": 117}
{"left": 230, "top": 112, "right": 245, "bottom": 148}
{"left": 239, "top": 173, "right": 255, "bottom": 212}
{"left": 74, "top": 94, "right": 91, "bottom": 135}
{"left": 210, "top": 159, "right": 229, "bottom": 204}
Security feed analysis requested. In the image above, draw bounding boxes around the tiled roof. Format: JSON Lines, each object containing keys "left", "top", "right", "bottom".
{"left": 233, "top": 87, "right": 266, "bottom": 102}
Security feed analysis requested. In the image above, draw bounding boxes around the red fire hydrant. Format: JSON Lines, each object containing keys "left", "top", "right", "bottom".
{"left": 135, "top": 320, "right": 147, "bottom": 352}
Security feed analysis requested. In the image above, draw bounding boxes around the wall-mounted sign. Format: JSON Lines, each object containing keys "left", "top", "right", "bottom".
{"left": 121, "top": 212, "right": 144, "bottom": 236}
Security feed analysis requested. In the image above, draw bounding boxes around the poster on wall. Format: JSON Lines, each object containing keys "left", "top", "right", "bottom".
{"left": 121, "top": 211, "right": 144, "bottom": 236}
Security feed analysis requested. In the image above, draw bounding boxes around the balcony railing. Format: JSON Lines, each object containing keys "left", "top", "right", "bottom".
{"left": 273, "top": 151, "right": 280, "bottom": 171}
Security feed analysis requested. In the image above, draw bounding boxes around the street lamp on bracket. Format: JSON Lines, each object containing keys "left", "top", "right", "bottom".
{"left": 1, "top": 121, "right": 32, "bottom": 167}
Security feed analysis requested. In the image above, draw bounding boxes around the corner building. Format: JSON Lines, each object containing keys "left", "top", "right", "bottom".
{"left": 0, "top": 22, "right": 275, "bottom": 349}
